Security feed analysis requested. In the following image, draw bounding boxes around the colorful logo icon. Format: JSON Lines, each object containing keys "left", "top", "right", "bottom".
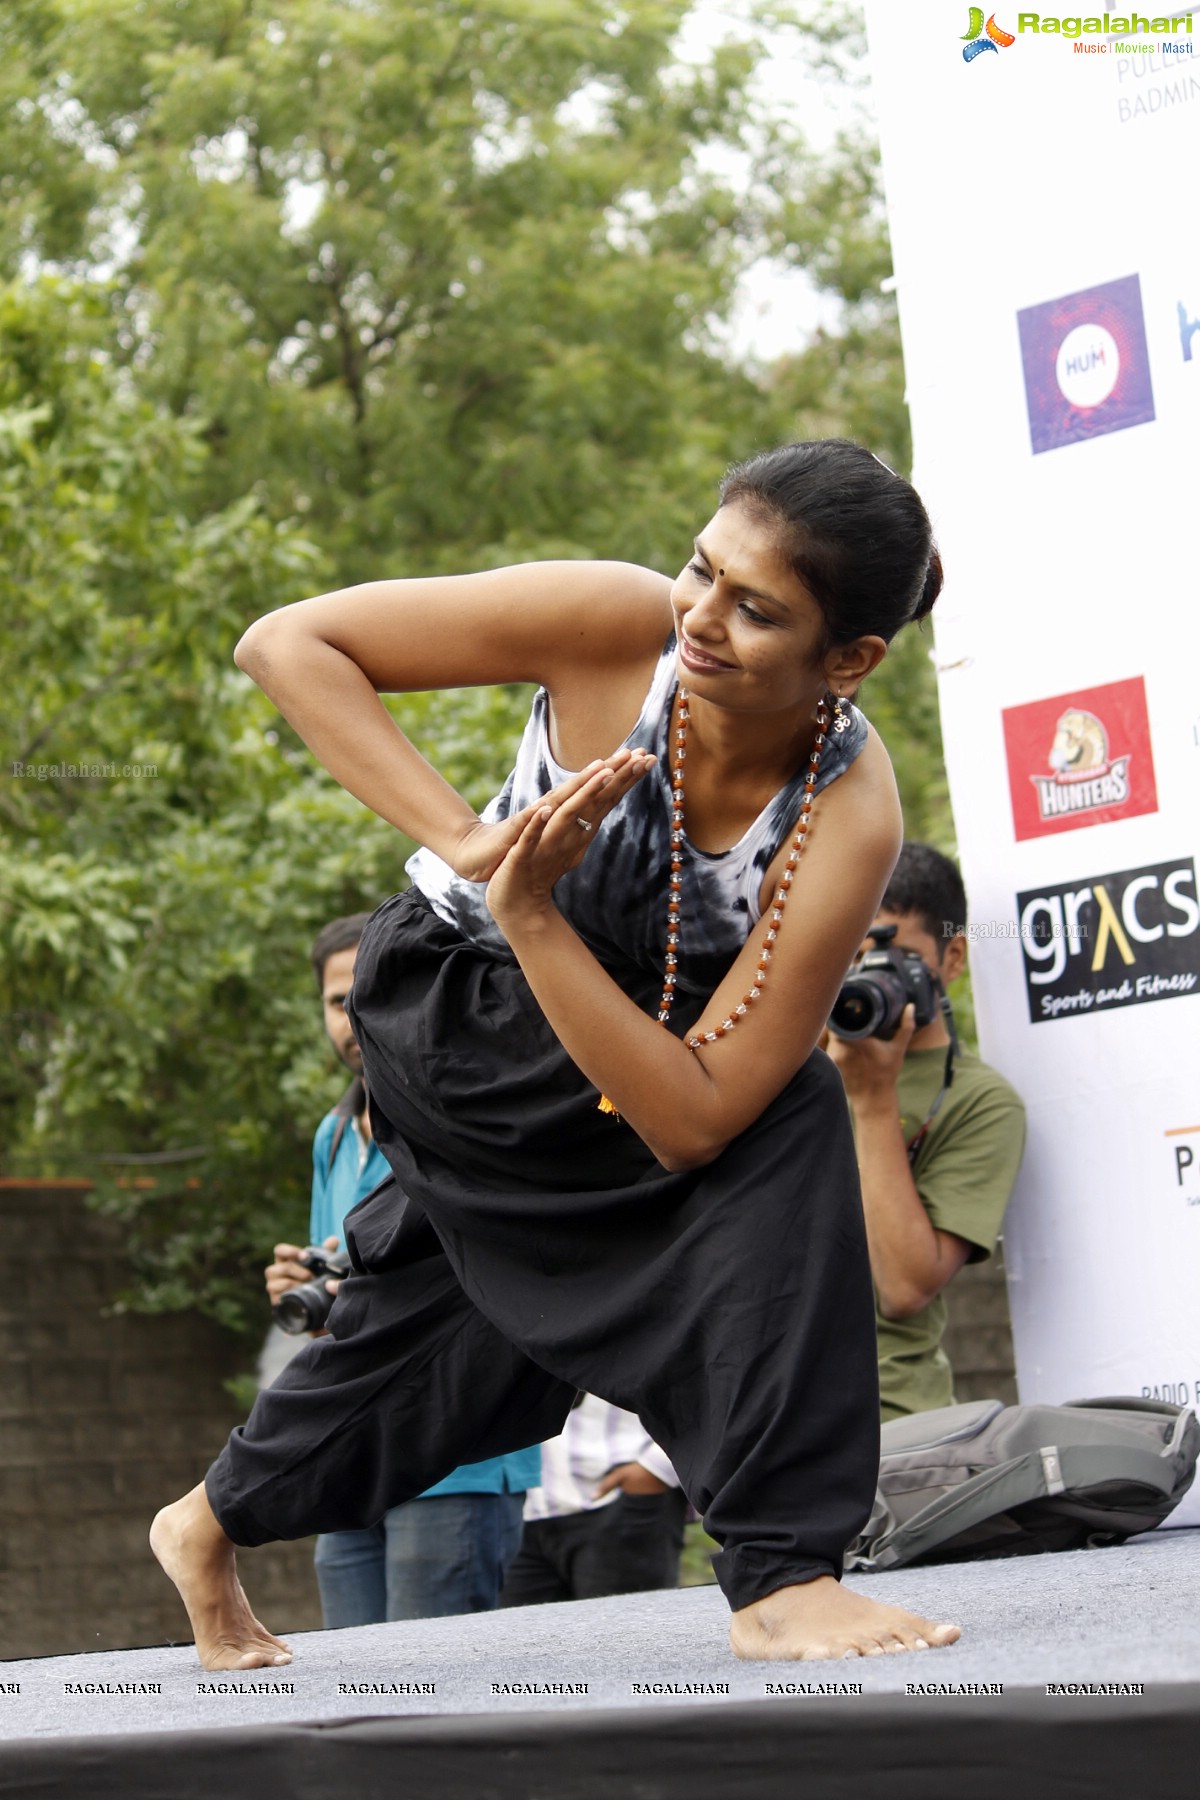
{"left": 1017, "top": 273, "right": 1156, "bottom": 454}
{"left": 1002, "top": 677, "right": 1159, "bottom": 841}
{"left": 961, "top": 9, "right": 1015, "bottom": 60}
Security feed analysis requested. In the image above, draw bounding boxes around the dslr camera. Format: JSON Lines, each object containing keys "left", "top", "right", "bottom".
{"left": 828, "top": 923, "right": 945, "bottom": 1042}
{"left": 272, "top": 1245, "right": 352, "bottom": 1336}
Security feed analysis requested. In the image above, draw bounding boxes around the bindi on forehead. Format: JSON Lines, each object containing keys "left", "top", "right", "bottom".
{"left": 696, "top": 531, "right": 792, "bottom": 617}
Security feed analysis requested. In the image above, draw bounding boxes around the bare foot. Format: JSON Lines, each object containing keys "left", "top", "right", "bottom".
{"left": 730, "top": 1576, "right": 960, "bottom": 1662}
{"left": 150, "top": 1483, "right": 293, "bottom": 1670}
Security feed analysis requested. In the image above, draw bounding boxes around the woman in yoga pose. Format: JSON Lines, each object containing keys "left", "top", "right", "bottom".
{"left": 152, "top": 439, "right": 961, "bottom": 1666}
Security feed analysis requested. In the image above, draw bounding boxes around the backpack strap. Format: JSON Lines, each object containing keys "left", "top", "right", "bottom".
{"left": 326, "top": 1076, "right": 366, "bottom": 1175}
{"left": 859, "top": 1432, "right": 1188, "bottom": 1572}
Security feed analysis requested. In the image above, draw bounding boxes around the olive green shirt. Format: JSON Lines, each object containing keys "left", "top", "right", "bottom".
{"left": 873, "top": 1047, "right": 1026, "bottom": 1422}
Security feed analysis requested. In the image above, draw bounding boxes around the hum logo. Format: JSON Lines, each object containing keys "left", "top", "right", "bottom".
{"left": 1018, "top": 274, "right": 1155, "bottom": 453}
{"left": 1056, "top": 326, "right": 1119, "bottom": 407}
{"left": 1065, "top": 345, "right": 1105, "bottom": 376}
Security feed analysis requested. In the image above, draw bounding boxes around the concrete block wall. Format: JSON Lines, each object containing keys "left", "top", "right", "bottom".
{"left": 0, "top": 1181, "right": 322, "bottom": 1660}
{"left": 942, "top": 1240, "right": 1019, "bottom": 1407}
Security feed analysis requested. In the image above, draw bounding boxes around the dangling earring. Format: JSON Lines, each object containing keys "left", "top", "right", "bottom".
{"left": 831, "top": 692, "right": 850, "bottom": 734}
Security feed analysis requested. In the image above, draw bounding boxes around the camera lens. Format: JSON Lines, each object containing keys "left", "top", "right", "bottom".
{"left": 273, "top": 1280, "right": 335, "bottom": 1336}
{"left": 829, "top": 976, "right": 890, "bottom": 1040}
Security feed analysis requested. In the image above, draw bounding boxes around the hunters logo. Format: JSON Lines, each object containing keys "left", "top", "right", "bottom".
{"left": 1017, "top": 273, "right": 1156, "bottom": 454}
{"left": 962, "top": 10, "right": 1016, "bottom": 59}
{"left": 1018, "top": 857, "right": 1200, "bottom": 1023}
{"left": 1002, "top": 676, "right": 1159, "bottom": 840}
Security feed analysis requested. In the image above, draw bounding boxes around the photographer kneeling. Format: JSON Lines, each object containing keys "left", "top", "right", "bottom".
{"left": 825, "top": 844, "right": 1026, "bottom": 1422}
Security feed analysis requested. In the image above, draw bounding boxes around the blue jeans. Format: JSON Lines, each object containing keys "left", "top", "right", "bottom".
{"left": 313, "top": 1490, "right": 526, "bottom": 1626}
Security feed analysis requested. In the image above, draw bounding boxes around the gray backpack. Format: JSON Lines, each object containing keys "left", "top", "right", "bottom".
{"left": 845, "top": 1395, "right": 1200, "bottom": 1572}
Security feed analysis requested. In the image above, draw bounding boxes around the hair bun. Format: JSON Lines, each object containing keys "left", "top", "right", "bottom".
{"left": 913, "top": 546, "right": 943, "bottom": 622}
{"left": 717, "top": 439, "right": 941, "bottom": 646}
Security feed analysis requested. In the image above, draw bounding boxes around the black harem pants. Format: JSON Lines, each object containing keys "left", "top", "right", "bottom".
{"left": 206, "top": 890, "right": 881, "bottom": 1612}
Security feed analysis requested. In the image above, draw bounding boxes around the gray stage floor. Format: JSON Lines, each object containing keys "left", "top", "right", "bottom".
{"left": 3, "top": 1528, "right": 1197, "bottom": 1739}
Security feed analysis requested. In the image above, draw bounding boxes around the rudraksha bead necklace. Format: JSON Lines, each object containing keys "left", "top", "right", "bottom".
{"left": 658, "top": 686, "right": 831, "bottom": 1051}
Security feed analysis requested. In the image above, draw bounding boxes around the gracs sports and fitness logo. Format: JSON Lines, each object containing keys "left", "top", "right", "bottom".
{"left": 1016, "top": 856, "right": 1200, "bottom": 1023}
{"left": 961, "top": 10, "right": 1016, "bottom": 61}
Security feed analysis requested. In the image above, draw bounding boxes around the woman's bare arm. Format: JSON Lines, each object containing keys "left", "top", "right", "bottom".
{"left": 487, "top": 729, "right": 903, "bottom": 1172}
{"left": 233, "top": 560, "right": 672, "bottom": 875}
{"left": 237, "top": 561, "right": 900, "bottom": 1168}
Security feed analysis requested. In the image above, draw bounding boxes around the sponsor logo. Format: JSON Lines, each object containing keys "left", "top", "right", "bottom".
{"left": 1017, "top": 13, "right": 1193, "bottom": 39}
{"left": 1017, "top": 855, "right": 1200, "bottom": 1023}
{"left": 1165, "top": 1124, "right": 1200, "bottom": 1209}
{"left": 1141, "top": 1378, "right": 1200, "bottom": 1405}
{"left": 1018, "top": 273, "right": 1155, "bottom": 453}
{"left": 963, "top": 15, "right": 1194, "bottom": 56}
{"left": 1001, "top": 676, "right": 1158, "bottom": 840}
{"left": 1116, "top": 47, "right": 1200, "bottom": 120}
{"left": 962, "top": 10, "right": 1016, "bottom": 60}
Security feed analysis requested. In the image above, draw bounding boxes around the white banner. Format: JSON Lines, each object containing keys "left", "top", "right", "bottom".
{"left": 864, "top": 3, "right": 1200, "bottom": 1520}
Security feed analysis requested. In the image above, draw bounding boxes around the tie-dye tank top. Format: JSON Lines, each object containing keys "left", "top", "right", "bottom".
{"left": 406, "top": 633, "right": 867, "bottom": 1001}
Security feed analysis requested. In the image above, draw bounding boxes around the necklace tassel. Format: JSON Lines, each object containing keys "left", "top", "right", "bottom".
{"left": 596, "top": 687, "right": 831, "bottom": 1111}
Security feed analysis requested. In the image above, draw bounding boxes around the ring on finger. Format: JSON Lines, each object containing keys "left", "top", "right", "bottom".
{"left": 577, "top": 817, "right": 594, "bottom": 832}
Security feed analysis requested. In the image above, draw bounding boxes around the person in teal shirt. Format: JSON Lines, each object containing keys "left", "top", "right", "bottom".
{"left": 265, "top": 914, "right": 538, "bottom": 1625}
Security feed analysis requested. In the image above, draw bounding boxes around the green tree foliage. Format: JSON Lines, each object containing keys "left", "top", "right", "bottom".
{"left": 0, "top": 280, "right": 552, "bottom": 1323}
{"left": 0, "top": 278, "right": 383, "bottom": 1324}
{"left": 8, "top": 0, "right": 779, "bottom": 576}
{"left": 1, "top": 2, "right": 954, "bottom": 1325}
